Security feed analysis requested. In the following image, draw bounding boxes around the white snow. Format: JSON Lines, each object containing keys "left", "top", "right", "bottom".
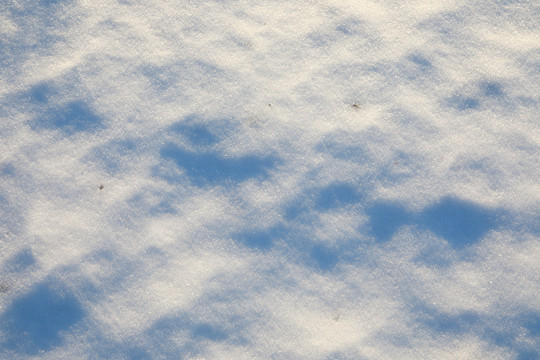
{"left": 1, "top": 0, "right": 539, "bottom": 359}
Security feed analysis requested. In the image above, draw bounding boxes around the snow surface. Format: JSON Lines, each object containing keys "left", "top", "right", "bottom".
{"left": 1, "top": 0, "right": 539, "bottom": 359}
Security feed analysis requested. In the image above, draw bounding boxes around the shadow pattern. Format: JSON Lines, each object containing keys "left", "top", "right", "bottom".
{"left": 0, "top": 282, "right": 84, "bottom": 355}
{"left": 366, "top": 201, "right": 411, "bottom": 243}
{"left": 418, "top": 197, "right": 498, "bottom": 248}
{"left": 367, "top": 196, "right": 501, "bottom": 248}
{"left": 160, "top": 143, "right": 279, "bottom": 186}
{"left": 168, "top": 116, "right": 225, "bottom": 148}
{"left": 87, "top": 138, "right": 136, "bottom": 175}
{"left": 280, "top": 182, "right": 366, "bottom": 271}
{"left": 445, "top": 79, "right": 509, "bottom": 112}
{"left": 4, "top": 248, "right": 36, "bottom": 273}
{"left": 415, "top": 303, "right": 481, "bottom": 334}
{"left": 31, "top": 100, "right": 103, "bottom": 135}
{"left": 233, "top": 225, "right": 285, "bottom": 250}
{"left": 485, "top": 312, "right": 540, "bottom": 360}
{"left": 315, "top": 182, "right": 363, "bottom": 210}
{"left": 415, "top": 303, "right": 540, "bottom": 360}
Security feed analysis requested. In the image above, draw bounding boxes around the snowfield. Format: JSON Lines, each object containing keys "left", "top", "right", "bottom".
{"left": 1, "top": 0, "right": 539, "bottom": 359}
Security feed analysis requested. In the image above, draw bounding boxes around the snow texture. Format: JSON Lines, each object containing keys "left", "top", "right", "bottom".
{"left": 1, "top": 0, "right": 539, "bottom": 359}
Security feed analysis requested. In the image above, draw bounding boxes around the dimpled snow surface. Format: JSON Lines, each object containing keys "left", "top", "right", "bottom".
{"left": 1, "top": 1, "right": 539, "bottom": 359}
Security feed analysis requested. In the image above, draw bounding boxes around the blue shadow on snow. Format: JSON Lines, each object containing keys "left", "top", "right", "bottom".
{"left": 480, "top": 81, "right": 505, "bottom": 97}
{"left": 38, "top": 0, "right": 73, "bottom": 6}
{"left": 447, "top": 95, "right": 480, "bottom": 111}
{"left": 5, "top": 248, "right": 36, "bottom": 273}
{"left": 281, "top": 182, "right": 365, "bottom": 271}
{"left": 418, "top": 197, "right": 498, "bottom": 248}
{"left": 133, "top": 313, "right": 234, "bottom": 358}
{"left": 415, "top": 303, "right": 481, "bottom": 334}
{"left": 285, "top": 182, "right": 363, "bottom": 221}
{"left": 234, "top": 225, "right": 285, "bottom": 250}
{"left": 514, "top": 312, "right": 540, "bottom": 359}
{"left": 160, "top": 143, "right": 279, "bottom": 185}
{"left": 169, "top": 118, "right": 221, "bottom": 147}
{"left": 366, "top": 201, "right": 411, "bottom": 243}
{"left": 475, "top": 311, "right": 539, "bottom": 360}
{"left": 88, "top": 139, "right": 136, "bottom": 175}
{"left": 309, "top": 244, "right": 340, "bottom": 271}
{"left": 414, "top": 303, "right": 540, "bottom": 359}
{"left": 315, "top": 182, "right": 363, "bottom": 211}
{"left": 367, "top": 196, "right": 499, "bottom": 248}
{"left": 0, "top": 282, "right": 84, "bottom": 354}
{"left": 31, "top": 100, "right": 103, "bottom": 135}
{"left": 192, "top": 323, "right": 228, "bottom": 341}
{"left": 407, "top": 53, "right": 432, "bottom": 68}
{"left": 523, "top": 313, "right": 540, "bottom": 337}
{"left": 27, "top": 82, "right": 53, "bottom": 103}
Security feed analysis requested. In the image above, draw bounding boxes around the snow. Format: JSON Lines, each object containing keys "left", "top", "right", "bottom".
{"left": 1, "top": 0, "right": 539, "bottom": 358}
